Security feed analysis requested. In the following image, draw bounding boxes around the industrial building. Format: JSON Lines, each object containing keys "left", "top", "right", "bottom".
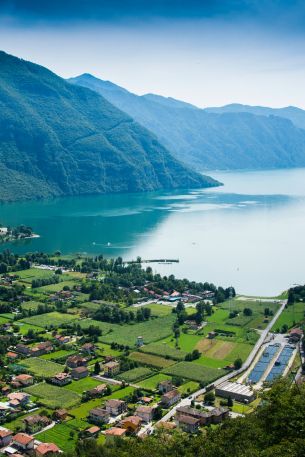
{"left": 215, "top": 381, "right": 256, "bottom": 403}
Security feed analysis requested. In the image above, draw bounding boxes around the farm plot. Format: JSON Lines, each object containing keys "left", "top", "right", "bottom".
{"left": 25, "top": 383, "right": 81, "bottom": 409}
{"left": 100, "top": 314, "right": 176, "bottom": 346}
{"left": 20, "top": 311, "right": 78, "bottom": 328}
{"left": 142, "top": 304, "right": 173, "bottom": 316}
{"left": 117, "top": 367, "right": 153, "bottom": 383}
{"left": 196, "top": 339, "right": 235, "bottom": 360}
{"left": 20, "top": 301, "right": 48, "bottom": 311}
{"left": 78, "top": 319, "right": 120, "bottom": 334}
{"left": 36, "top": 423, "right": 78, "bottom": 452}
{"left": 40, "top": 350, "right": 76, "bottom": 362}
{"left": 22, "top": 357, "right": 64, "bottom": 377}
{"left": 65, "top": 377, "right": 102, "bottom": 394}
{"left": 272, "top": 302, "right": 305, "bottom": 331}
{"left": 129, "top": 352, "right": 175, "bottom": 369}
{"left": 137, "top": 373, "right": 171, "bottom": 390}
{"left": 163, "top": 361, "right": 225, "bottom": 384}
{"left": 140, "top": 343, "right": 187, "bottom": 361}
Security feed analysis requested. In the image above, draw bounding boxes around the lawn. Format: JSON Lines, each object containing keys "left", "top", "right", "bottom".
{"left": 36, "top": 423, "right": 78, "bottom": 452}
{"left": 16, "top": 322, "right": 44, "bottom": 335}
{"left": 118, "top": 367, "right": 153, "bottom": 383}
{"left": 20, "top": 300, "right": 48, "bottom": 311}
{"left": 129, "top": 351, "right": 175, "bottom": 369}
{"left": 0, "top": 316, "right": 10, "bottom": 325}
{"left": 25, "top": 383, "right": 81, "bottom": 409}
{"left": 22, "top": 357, "right": 64, "bottom": 377}
{"left": 40, "top": 349, "right": 77, "bottom": 362}
{"left": 100, "top": 314, "right": 176, "bottom": 346}
{"left": 178, "top": 381, "right": 200, "bottom": 394}
{"left": 65, "top": 377, "right": 102, "bottom": 394}
{"left": 140, "top": 342, "right": 187, "bottom": 361}
{"left": 79, "top": 319, "right": 120, "bottom": 335}
{"left": 272, "top": 302, "right": 305, "bottom": 331}
{"left": 163, "top": 333, "right": 202, "bottom": 353}
{"left": 142, "top": 303, "right": 173, "bottom": 316}
{"left": 96, "top": 342, "right": 122, "bottom": 357}
{"left": 163, "top": 361, "right": 225, "bottom": 384}
{"left": 16, "top": 268, "right": 56, "bottom": 282}
{"left": 20, "top": 311, "right": 78, "bottom": 328}
{"left": 137, "top": 373, "right": 172, "bottom": 390}
{"left": 35, "top": 280, "right": 77, "bottom": 293}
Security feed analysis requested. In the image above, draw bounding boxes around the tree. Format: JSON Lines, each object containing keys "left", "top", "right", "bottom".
{"left": 234, "top": 358, "right": 242, "bottom": 369}
{"left": 227, "top": 396, "right": 233, "bottom": 407}
{"left": 94, "top": 361, "right": 100, "bottom": 374}
{"left": 204, "top": 391, "right": 215, "bottom": 404}
{"left": 243, "top": 308, "right": 253, "bottom": 316}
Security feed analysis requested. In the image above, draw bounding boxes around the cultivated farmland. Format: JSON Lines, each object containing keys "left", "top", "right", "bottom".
{"left": 25, "top": 383, "right": 81, "bottom": 408}
{"left": 140, "top": 343, "right": 187, "bottom": 361}
{"left": 20, "top": 311, "right": 78, "bottom": 328}
{"left": 22, "top": 357, "right": 64, "bottom": 377}
{"left": 129, "top": 352, "right": 175, "bottom": 369}
{"left": 163, "top": 361, "right": 225, "bottom": 384}
{"left": 117, "top": 367, "right": 153, "bottom": 383}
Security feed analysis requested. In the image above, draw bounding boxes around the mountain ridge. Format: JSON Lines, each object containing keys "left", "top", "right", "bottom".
{"left": 69, "top": 73, "right": 305, "bottom": 170}
{"left": 0, "top": 51, "right": 218, "bottom": 202}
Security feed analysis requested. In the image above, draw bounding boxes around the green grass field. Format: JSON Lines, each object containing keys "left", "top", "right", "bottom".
{"left": 40, "top": 349, "right": 77, "bottom": 361}
{"left": 178, "top": 381, "right": 200, "bottom": 394}
{"left": 117, "top": 367, "right": 153, "bottom": 383}
{"left": 25, "top": 383, "right": 81, "bottom": 409}
{"left": 36, "top": 423, "right": 78, "bottom": 452}
{"left": 65, "top": 377, "right": 102, "bottom": 394}
{"left": 137, "top": 373, "right": 172, "bottom": 390}
{"left": 129, "top": 351, "right": 175, "bottom": 369}
{"left": 140, "top": 342, "right": 187, "bottom": 361}
{"left": 163, "top": 361, "right": 225, "bottom": 384}
{"left": 272, "top": 302, "right": 305, "bottom": 331}
{"left": 100, "top": 314, "right": 176, "bottom": 346}
{"left": 142, "top": 303, "right": 173, "bottom": 316}
{"left": 22, "top": 357, "right": 64, "bottom": 377}
{"left": 20, "top": 311, "right": 78, "bottom": 328}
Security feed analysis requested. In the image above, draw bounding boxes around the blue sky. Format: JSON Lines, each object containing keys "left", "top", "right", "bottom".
{"left": 1, "top": 1, "right": 305, "bottom": 108}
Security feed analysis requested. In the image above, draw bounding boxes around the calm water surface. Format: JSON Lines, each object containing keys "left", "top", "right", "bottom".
{"left": 1, "top": 168, "right": 305, "bottom": 296}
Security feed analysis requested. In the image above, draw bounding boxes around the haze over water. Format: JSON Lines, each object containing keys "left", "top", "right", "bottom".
{"left": 1, "top": 168, "right": 305, "bottom": 296}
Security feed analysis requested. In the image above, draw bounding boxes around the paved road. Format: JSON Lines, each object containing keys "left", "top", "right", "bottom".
{"left": 157, "top": 300, "right": 287, "bottom": 425}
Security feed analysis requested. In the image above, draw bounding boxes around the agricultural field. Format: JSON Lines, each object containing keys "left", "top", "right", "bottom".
{"left": 117, "top": 367, "right": 154, "bottom": 383}
{"left": 36, "top": 423, "right": 78, "bottom": 452}
{"left": 20, "top": 311, "right": 78, "bottom": 328}
{"left": 25, "top": 382, "right": 81, "bottom": 408}
{"left": 65, "top": 377, "right": 103, "bottom": 394}
{"left": 178, "top": 381, "right": 200, "bottom": 394}
{"left": 15, "top": 322, "right": 44, "bottom": 335}
{"left": 35, "top": 280, "right": 77, "bottom": 293}
{"left": 129, "top": 351, "right": 175, "bottom": 369}
{"left": 40, "top": 349, "right": 76, "bottom": 361}
{"left": 163, "top": 361, "right": 225, "bottom": 384}
{"left": 21, "top": 357, "right": 64, "bottom": 377}
{"left": 137, "top": 373, "right": 172, "bottom": 390}
{"left": 140, "top": 342, "right": 187, "bottom": 360}
{"left": 100, "top": 314, "right": 176, "bottom": 346}
{"left": 142, "top": 303, "right": 173, "bottom": 316}
{"left": 20, "top": 300, "right": 47, "bottom": 311}
{"left": 272, "top": 302, "right": 305, "bottom": 331}
{"left": 78, "top": 318, "right": 120, "bottom": 334}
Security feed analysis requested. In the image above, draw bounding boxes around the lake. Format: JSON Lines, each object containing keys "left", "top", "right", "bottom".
{"left": 1, "top": 168, "right": 305, "bottom": 296}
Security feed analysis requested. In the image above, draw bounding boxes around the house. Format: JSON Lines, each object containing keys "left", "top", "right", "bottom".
{"left": 11, "top": 375, "right": 33, "bottom": 388}
{"left": 289, "top": 328, "right": 303, "bottom": 343}
{"left": 12, "top": 433, "right": 34, "bottom": 451}
{"left": 105, "top": 399, "right": 127, "bottom": 416}
{"left": 88, "top": 407, "right": 110, "bottom": 424}
{"left": 161, "top": 389, "right": 181, "bottom": 408}
{"left": 120, "top": 416, "right": 142, "bottom": 433}
{"left": 81, "top": 343, "right": 96, "bottom": 355}
{"left": 2, "top": 386, "right": 11, "bottom": 395}
{"left": 30, "top": 341, "right": 53, "bottom": 357}
{"left": 54, "top": 409, "right": 68, "bottom": 421}
{"left": 6, "top": 352, "right": 18, "bottom": 362}
{"left": 35, "top": 443, "right": 60, "bottom": 457}
{"left": 15, "top": 344, "right": 30, "bottom": 356}
{"left": 209, "top": 407, "right": 230, "bottom": 424}
{"left": 158, "top": 380, "right": 173, "bottom": 394}
{"left": 50, "top": 373, "right": 72, "bottom": 386}
{"left": 104, "top": 427, "right": 127, "bottom": 441}
{"left": 86, "top": 384, "right": 107, "bottom": 398}
{"left": 85, "top": 426, "right": 100, "bottom": 438}
{"left": 54, "top": 335, "right": 70, "bottom": 345}
{"left": 103, "top": 361, "right": 120, "bottom": 377}
{"left": 71, "top": 366, "right": 88, "bottom": 380}
{"left": 7, "top": 392, "right": 30, "bottom": 407}
{"left": 0, "top": 428, "right": 13, "bottom": 447}
{"left": 23, "top": 415, "right": 51, "bottom": 433}
{"left": 134, "top": 406, "right": 154, "bottom": 423}
{"left": 177, "top": 415, "right": 200, "bottom": 433}
{"left": 176, "top": 406, "right": 210, "bottom": 426}
{"left": 66, "top": 355, "right": 87, "bottom": 369}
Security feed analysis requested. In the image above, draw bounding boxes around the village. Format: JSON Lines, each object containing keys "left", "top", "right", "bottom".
{"left": 0, "top": 252, "right": 303, "bottom": 455}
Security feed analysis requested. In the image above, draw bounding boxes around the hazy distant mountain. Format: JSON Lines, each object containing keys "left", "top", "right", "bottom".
{"left": 205, "top": 104, "right": 305, "bottom": 130}
{"left": 69, "top": 74, "right": 305, "bottom": 170}
{"left": 0, "top": 52, "right": 218, "bottom": 202}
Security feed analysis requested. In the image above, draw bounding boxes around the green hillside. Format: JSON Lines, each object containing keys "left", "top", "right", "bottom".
{"left": 0, "top": 51, "right": 218, "bottom": 202}
{"left": 69, "top": 73, "right": 305, "bottom": 170}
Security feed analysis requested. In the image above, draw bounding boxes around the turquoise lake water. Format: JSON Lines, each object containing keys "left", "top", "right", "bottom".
{"left": 1, "top": 168, "right": 305, "bottom": 296}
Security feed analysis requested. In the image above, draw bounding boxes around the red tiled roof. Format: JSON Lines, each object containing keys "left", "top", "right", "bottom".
{"left": 13, "top": 433, "right": 34, "bottom": 445}
{"left": 36, "top": 443, "right": 60, "bottom": 455}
